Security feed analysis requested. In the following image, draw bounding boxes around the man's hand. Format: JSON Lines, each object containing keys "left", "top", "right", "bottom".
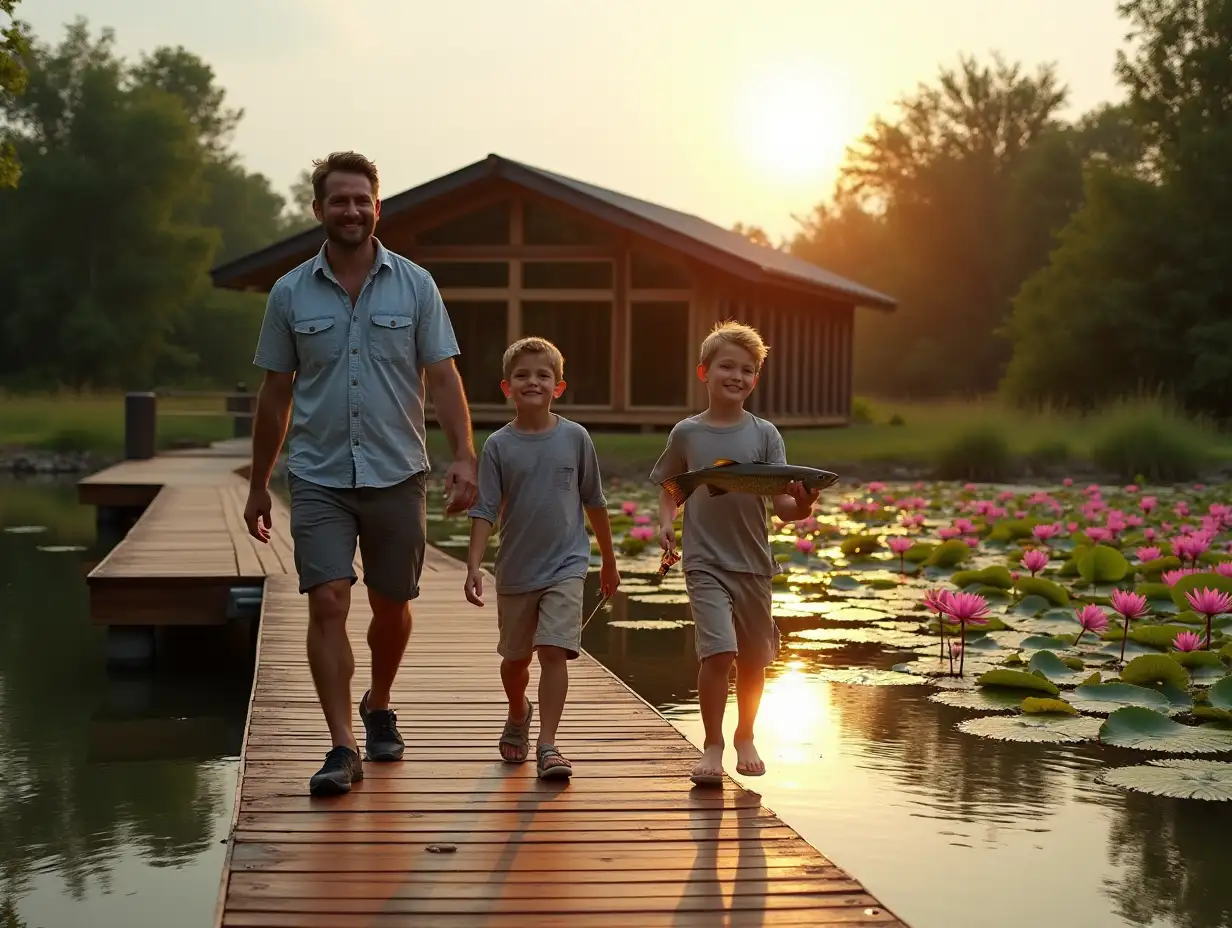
{"left": 244, "top": 485, "right": 273, "bottom": 543}
{"left": 600, "top": 558, "right": 620, "bottom": 599}
{"left": 658, "top": 522, "right": 677, "bottom": 554}
{"left": 463, "top": 567, "right": 485, "bottom": 607}
{"left": 443, "top": 456, "right": 478, "bottom": 516}
{"left": 784, "top": 481, "right": 820, "bottom": 521}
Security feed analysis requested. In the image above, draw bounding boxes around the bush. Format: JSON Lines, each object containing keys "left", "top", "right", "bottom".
{"left": 1025, "top": 438, "right": 1071, "bottom": 472}
{"left": 850, "top": 396, "right": 876, "bottom": 425}
{"left": 1090, "top": 400, "right": 1213, "bottom": 482}
{"left": 934, "top": 422, "right": 1013, "bottom": 481}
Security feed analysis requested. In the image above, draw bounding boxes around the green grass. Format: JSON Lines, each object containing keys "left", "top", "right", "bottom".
{"left": 5, "top": 392, "right": 1231, "bottom": 479}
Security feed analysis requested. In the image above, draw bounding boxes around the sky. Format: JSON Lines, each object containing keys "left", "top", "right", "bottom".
{"left": 20, "top": 0, "right": 1131, "bottom": 240}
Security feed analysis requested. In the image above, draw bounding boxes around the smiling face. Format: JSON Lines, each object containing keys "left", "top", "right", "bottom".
{"left": 502, "top": 350, "right": 566, "bottom": 413}
{"left": 313, "top": 170, "right": 380, "bottom": 249}
{"left": 698, "top": 341, "right": 759, "bottom": 407}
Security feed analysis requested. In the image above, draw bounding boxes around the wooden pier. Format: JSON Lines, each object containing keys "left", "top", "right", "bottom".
{"left": 78, "top": 445, "right": 907, "bottom": 928}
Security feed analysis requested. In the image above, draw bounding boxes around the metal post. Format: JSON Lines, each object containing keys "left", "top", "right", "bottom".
{"left": 124, "top": 392, "right": 157, "bottom": 460}
{"left": 227, "top": 382, "right": 254, "bottom": 439}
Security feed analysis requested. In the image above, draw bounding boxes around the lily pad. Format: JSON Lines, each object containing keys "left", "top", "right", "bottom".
{"left": 1012, "top": 594, "right": 1053, "bottom": 617}
{"left": 924, "top": 539, "right": 970, "bottom": 568}
{"left": 1077, "top": 545, "right": 1130, "bottom": 583}
{"left": 951, "top": 566, "right": 1013, "bottom": 590}
{"left": 1027, "top": 650, "right": 1086, "bottom": 685}
{"left": 1099, "top": 759, "right": 1232, "bottom": 801}
{"left": 929, "top": 689, "right": 1024, "bottom": 712}
{"left": 1020, "top": 634, "right": 1076, "bottom": 651}
{"left": 1016, "top": 576, "right": 1070, "bottom": 607}
{"left": 36, "top": 545, "right": 86, "bottom": 553}
{"left": 1120, "top": 654, "right": 1190, "bottom": 690}
{"left": 3, "top": 525, "right": 46, "bottom": 534}
{"left": 813, "top": 667, "right": 923, "bottom": 686}
{"left": 1068, "top": 682, "right": 1174, "bottom": 715}
{"left": 828, "top": 575, "right": 863, "bottom": 592}
{"left": 957, "top": 714, "right": 1102, "bottom": 743}
{"left": 1021, "top": 697, "right": 1079, "bottom": 716}
{"left": 1208, "top": 676, "right": 1232, "bottom": 710}
{"left": 1098, "top": 707, "right": 1232, "bottom": 754}
{"left": 975, "top": 668, "right": 1060, "bottom": 695}
{"left": 607, "top": 619, "right": 690, "bottom": 630}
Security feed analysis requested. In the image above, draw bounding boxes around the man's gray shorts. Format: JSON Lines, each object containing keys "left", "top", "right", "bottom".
{"left": 288, "top": 471, "right": 427, "bottom": 602}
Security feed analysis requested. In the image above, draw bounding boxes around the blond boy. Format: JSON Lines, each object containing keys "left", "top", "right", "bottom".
{"left": 650, "top": 321, "right": 817, "bottom": 786}
{"left": 464, "top": 337, "right": 619, "bottom": 779}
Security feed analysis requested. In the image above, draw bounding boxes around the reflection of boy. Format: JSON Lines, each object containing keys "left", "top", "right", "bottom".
{"left": 651, "top": 322, "right": 818, "bottom": 786}
{"left": 464, "top": 337, "right": 619, "bottom": 779}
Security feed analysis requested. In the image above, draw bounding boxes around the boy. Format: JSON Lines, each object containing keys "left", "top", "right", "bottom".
{"left": 650, "top": 321, "right": 818, "bottom": 786}
{"left": 464, "top": 336, "right": 620, "bottom": 779}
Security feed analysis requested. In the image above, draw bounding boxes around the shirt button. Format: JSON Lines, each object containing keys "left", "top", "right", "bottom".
{"left": 352, "top": 410, "right": 358, "bottom": 417}
{"left": 308, "top": 325, "right": 316, "bottom": 332}
{"left": 352, "top": 315, "right": 357, "bottom": 322}
{"left": 352, "top": 439, "right": 359, "bottom": 446}
{"left": 351, "top": 379, "right": 358, "bottom": 386}
{"left": 351, "top": 347, "right": 358, "bottom": 354}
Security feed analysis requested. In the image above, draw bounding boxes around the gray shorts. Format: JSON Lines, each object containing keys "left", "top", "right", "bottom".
{"left": 496, "top": 577, "right": 585, "bottom": 661}
{"left": 287, "top": 471, "right": 427, "bottom": 602}
{"left": 685, "top": 567, "right": 779, "bottom": 667}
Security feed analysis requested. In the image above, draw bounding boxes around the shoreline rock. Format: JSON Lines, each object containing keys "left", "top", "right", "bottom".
{"left": 1, "top": 447, "right": 109, "bottom": 475}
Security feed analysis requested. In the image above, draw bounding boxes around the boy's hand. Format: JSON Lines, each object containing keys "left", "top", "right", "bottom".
{"left": 788, "top": 481, "right": 820, "bottom": 518}
{"left": 658, "top": 522, "right": 676, "bottom": 554}
{"left": 463, "top": 567, "right": 485, "bottom": 607}
{"left": 600, "top": 558, "right": 620, "bottom": 598}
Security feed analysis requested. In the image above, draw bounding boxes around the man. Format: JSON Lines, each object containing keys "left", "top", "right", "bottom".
{"left": 243, "top": 150, "right": 478, "bottom": 797}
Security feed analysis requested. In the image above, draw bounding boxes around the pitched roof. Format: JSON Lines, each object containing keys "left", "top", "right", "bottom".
{"left": 210, "top": 154, "right": 897, "bottom": 310}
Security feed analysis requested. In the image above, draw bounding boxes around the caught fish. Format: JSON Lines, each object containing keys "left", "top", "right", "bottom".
{"left": 660, "top": 459, "right": 840, "bottom": 507}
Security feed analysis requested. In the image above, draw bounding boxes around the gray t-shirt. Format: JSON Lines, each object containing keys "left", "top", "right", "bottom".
{"left": 649, "top": 412, "right": 787, "bottom": 577}
{"left": 469, "top": 416, "right": 607, "bottom": 595}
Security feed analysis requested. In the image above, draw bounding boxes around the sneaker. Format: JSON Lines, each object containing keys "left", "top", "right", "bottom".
{"left": 359, "top": 690, "right": 405, "bottom": 761}
{"left": 309, "top": 746, "right": 363, "bottom": 796}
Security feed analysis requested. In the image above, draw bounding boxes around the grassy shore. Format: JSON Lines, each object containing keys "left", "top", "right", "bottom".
{"left": 3, "top": 392, "right": 1230, "bottom": 481}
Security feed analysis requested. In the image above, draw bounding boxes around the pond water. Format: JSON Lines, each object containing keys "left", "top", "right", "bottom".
{"left": 0, "top": 476, "right": 249, "bottom": 928}
{"left": 2, "top": 474, "right": 1230, "bottom": 928}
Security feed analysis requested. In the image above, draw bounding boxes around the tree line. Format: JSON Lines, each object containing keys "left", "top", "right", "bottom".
{"left": 2, "top": 1, "right": 1230, "bottom": 418}
{"left": 753, "top": 0, "right": 1232, "bottom": 420}
{"left": 0, "top": 10, "right": 314, "bottom": 391}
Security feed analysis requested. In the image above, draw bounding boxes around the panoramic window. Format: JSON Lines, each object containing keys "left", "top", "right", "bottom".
{"left": 522, "top": 300, "right": 611, "bottom": 404}
{"left": 444, "top": 301, "right": 508, "bottom": 404}
{"left": 416, "top": 201, "right": 512, "bottom": 246}
{"left": 522, "top": 261, "right": 613, "bottom": 290}
{"left": 523, "top": 200, "right": 612, "bottom": 245}
{"left": 630, "top": 251, "right": 691, "bottom": 289}
{"left": 629, "top": 301, "right": 689, "bottom": 407}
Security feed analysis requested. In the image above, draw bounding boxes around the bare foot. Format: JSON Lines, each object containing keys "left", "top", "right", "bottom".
{"left": 734, "top": 739, "right": 765, "bottom": 776}
{"left": 691, "top": 743, "right": 725, "bottom": 785}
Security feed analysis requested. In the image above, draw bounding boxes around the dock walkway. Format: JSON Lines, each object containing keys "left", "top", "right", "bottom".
{"left": 77, "top": 447, "right": 907, "bottom": 928}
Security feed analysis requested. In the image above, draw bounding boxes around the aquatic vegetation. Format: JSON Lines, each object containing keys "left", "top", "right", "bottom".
{"left": 548, "top": 477, "right": 1232, "bottom": 800}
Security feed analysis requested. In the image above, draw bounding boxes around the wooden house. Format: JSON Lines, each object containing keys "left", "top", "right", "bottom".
{"left": 210, "top": 154, "right": 896, "bottom": 427}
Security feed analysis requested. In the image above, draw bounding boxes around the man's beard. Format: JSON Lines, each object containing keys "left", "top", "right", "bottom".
{"left": 324, "top": 219, "right": 373, "bottom": 249}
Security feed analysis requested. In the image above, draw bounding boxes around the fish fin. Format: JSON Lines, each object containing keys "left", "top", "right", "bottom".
{"left": 711, "top": 458, "right": 738, "bottom": 467}
{"left": 660, "top": 475, "right": 696, "bottom": 507}
{"left": 707, "top": 484, "right": 730, "bottom": 497}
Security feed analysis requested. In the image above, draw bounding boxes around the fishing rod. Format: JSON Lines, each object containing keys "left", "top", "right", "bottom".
{"left": 581, "top": 548, "right": 681, "bottom": 632}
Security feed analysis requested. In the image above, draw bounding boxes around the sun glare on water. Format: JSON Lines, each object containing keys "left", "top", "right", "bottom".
{"left": 737, "top": 63, "right": 849, "bottom": 184}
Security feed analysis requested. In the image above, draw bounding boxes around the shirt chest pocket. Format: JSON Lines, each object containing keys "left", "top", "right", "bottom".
{"left": 293, "top": 316, "right": 341, "bottom": 370}
{"left": 370, "top": 313, "right": 414, "bottom": 364}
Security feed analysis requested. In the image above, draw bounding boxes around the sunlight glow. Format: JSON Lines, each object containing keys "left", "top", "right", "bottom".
{"left": 737, "top": 63, "right": 849, "bottom": 183}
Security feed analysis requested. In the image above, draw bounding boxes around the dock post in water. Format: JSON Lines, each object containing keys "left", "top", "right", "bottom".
{"left": 124, "top": 391, "right": 157, "bottom": 460}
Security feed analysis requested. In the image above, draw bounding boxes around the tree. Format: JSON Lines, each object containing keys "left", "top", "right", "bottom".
{"left": 280, "top": 167, "right": 317, "bottom": 235}
{"left": 1002, "top": 1, "right": 1232, "bottom": 416}
{"left": 791, "top": 53, "right": 1071, "bottom": 396}
{"left": 0, "top": 20, "right": 215, "bottom": 388}
{"left": 0, "top": 0, "right": 31, "bottom": 187}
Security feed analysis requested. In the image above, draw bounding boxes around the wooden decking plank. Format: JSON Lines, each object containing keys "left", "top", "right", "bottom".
{"left": 76, "top": 447, "right": 905, "bottom": 927}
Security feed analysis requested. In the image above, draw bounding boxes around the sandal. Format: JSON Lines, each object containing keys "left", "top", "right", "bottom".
{"left": 536, "top": 743, "right": 573, "bottom": 780}
{"left": 498, "top": 700, "right": 534, "bottom": 763}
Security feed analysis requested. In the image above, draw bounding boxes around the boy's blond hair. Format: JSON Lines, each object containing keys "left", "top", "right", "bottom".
{"left": 502, "top": 336, "right": 565, "bottom": 381}
{"left": 699, "top": 321, "right": 768, "bottom": 370}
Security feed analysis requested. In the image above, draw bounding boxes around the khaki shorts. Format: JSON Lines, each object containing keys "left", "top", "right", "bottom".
{"left": 685, "top": 568, "right": 779, "bottom": 668}
{"left": 497, "top": 577, "right": 585, "bottom": 661}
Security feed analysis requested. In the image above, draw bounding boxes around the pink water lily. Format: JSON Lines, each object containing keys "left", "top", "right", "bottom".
{"left": 1073, "top": 604, "right": 1109, "bottom": 645}
{"left": 795, "top": 537, "right": 814, "bottom": 554}
{"left": 1022, "top": 548, "right": 1049, "bottom": 577}
{"left": 946, "top": 591, "right": 990, "bottom": 677}
{"left": 1215, "top": 562, "right": 1232, "bottom": 579}
{"left": 1162, "top": 568, "right": 1200, "bottom": 587}
{"left": 924, "top": 587, "right": 953, "bottom": 665}
{"left": 1032, "top": 523, "right": 1061, "bottom": 543}
{"left": 620, "top": 501, "right": 638, "bottom": 515}
{"left": 888, "top": 535, "right": 913, "bottom": 574}
{"left": 1136, "top": 546, "right": 1162, "bottom": 563}
{"left": 1173, "top": 630, "right": 1205, "bottom": 652}
{"left": 1140, "top": 496, "right": 1157, "bottom": 513}
{"left": 1183, "top": 587, "right": 1232, "bottom": 651}
{"left": 1110, "top": 590, "right": 1151, "bottom": 664}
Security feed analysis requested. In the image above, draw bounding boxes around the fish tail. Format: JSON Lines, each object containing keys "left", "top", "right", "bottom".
{"left": 661, "top": 474, "right": 697, "bottom": 507}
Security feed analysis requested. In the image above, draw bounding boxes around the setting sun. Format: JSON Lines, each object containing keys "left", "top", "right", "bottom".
{"left": 737, "top": 63, "right": 850, "bottom": 183}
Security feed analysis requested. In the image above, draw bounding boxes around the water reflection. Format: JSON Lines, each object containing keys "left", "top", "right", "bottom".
{"left": 0, "top": 476, "right": 247, "bottom": 928}
{"left": 571, "top": 571, "right": 1232, "bottom": 928}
